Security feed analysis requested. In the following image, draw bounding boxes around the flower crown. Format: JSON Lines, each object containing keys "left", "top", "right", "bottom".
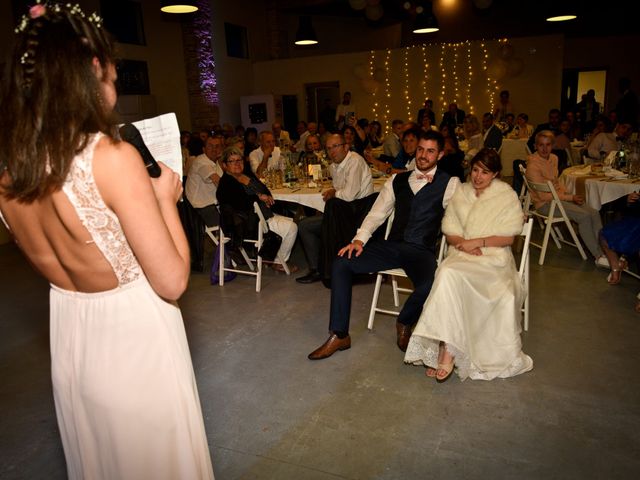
{"left": 15, "top": 1, "right": 103, "bottom": 65}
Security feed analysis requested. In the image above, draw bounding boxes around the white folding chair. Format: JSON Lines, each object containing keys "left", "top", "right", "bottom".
{"left": 520, "top": 170, "right": 587, "bottom": 265}
{"left": 367, "top": 211, "right": 447, "bottom": 330}
{"left": 217, "top": 202, "right": 290, "bottom": 292}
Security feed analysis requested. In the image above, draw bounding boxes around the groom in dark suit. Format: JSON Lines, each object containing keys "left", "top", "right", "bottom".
{"left": 308, "top": 130, "right": 460, "bottom": 360}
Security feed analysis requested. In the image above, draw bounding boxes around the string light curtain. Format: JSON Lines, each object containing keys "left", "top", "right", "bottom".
{"left": 366, "top": 39, "right": 501, "bottom": 132}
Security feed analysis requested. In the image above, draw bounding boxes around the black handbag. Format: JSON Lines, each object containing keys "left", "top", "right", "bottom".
{"left": 258, "top": 229, "right": 282, "bottom": 261}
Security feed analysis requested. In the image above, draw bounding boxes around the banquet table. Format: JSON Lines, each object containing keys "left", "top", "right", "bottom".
{"left": 271, "top": 176, "right": 387, "bottom": 213}
{"left": 560, "top": 165, "right": 639, "bottom": 210}
{"left": 498, "top": 138, "right": 530, "bottom": 177}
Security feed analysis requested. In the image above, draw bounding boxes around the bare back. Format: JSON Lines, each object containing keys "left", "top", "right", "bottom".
{"left": 0, "top": 134, "right": 140, "bottom": 293}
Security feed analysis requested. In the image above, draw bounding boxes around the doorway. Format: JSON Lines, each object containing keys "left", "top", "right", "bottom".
{"left": 561, "top": 68, "right": 607, "bottom": 115}
{"left": 305, "top": 81, "right": 340, "bottom": 131}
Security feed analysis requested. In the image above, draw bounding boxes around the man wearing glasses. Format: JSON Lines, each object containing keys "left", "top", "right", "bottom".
{"left": 297, "top": 133, "right": 374, "bottom": 284}
{"left": 308, "top": 130, "right": 459, "bottom": 360}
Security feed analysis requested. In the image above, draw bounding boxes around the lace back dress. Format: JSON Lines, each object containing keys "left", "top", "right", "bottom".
{"left": 49, "top": 133, "right": 214, "bottom": 479}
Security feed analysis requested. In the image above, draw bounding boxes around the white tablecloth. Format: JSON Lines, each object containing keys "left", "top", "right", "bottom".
{"left": 272, "top": 177, "right": 387, "bottom": 213}
{"left": 561, "top": 166, "right": 638, "bottom": 210}
{"left": 498, "top": 139, "right": 530, "bottom": 177}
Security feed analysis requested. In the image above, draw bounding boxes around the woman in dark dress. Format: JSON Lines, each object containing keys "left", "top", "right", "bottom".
{"left": 217, "top": 147, "right": 298, "bottom": 271}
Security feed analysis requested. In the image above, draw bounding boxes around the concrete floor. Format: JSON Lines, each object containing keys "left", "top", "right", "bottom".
{"left": 1, "top": 232, "right": 639, "bottom": 480}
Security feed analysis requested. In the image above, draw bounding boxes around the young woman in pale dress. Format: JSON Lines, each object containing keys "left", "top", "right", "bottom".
{"left": 0, "top": 3, "right": 214, "bottom": 478}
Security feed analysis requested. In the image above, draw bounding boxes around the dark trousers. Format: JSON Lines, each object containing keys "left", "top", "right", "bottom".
{"left": 329, "top": 239, "right": 437, "bottom": 334}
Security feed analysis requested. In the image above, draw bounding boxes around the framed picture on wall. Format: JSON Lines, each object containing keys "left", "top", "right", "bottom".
{"left": 116, "top": 60, "right": 150, "bottom": 95}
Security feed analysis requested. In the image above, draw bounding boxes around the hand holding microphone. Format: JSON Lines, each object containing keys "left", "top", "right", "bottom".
{"left": 119, "top": 123, "right": 162, "bottom": 178}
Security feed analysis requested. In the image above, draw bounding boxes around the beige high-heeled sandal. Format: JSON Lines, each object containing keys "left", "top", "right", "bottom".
{"left": 436, "top": 360, "right": 455, "bottom": 383}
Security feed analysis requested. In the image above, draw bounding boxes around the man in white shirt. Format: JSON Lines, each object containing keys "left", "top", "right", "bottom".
{"left": 586, "top": 121, "right": 633, "bottom": 161}
{"left": 308, "top": 130, "right": 460, "bottom": 360}
{"left": 293, "top": 121, "right": 317, "bottom": 152}
{"left": 249, "top": 131, "right": 284, "bottom": 176}
{"left": 185, "top": 135, "right": 224, "bottom": 227}
{"left": 296, "top": 134, "right": 374, "bottom": 284}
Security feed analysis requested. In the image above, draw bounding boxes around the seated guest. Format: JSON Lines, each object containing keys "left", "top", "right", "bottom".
{"left": 382, "top": 119, "right": 404, "bottom": 160}
{"left": 249, "top": 131, "right": 285, "bottom": 177}
{"left": 526, "top": 130, "right": 605, "bottom": 264}
{"left": 440, "top": 102, "right": 466, "bottom": 132}
{"left": 307, "top": 130, "right": 460, "bottom": 360}
{"left": 583, "top": 115, "right": 611, "bottom": 152}
{"left": 342, "top": 124, "right": 368, "bottom": 156}
{"left": 554, "top": 119, "right": 572, "bottom": 151}
{"left": 527, "top": 108, "right": 562, "bottom": 153}
{"left": 420, "top": 114, "right": 438, "bottom": 134}
{"left": 243, "top": 127, "right": 258, "bottom": 158}
{"left": 297, "top": 134, "right": 375, "bottom": 284}
{"left": 392, "top": 127, "right": 421, "bottom": 170}
{"left": 599, "top": 192, "right": 640, "bottom": 285}
{"left": 185, "top": 135, "right": 225, "bottom": 272}
{"left": 185, "top": 135, "right": 224, "bottom": 228}
{"left": 502, "top": 113, "right": 516, "bottom": 137}
{"left": 507, "top": 113, "right": 534, "bottom": 139}
{"left": 297, "top": 133, "right": 324, "bottom": 165}
{"left": 438, "top": 136, "right": 466, "bottom": 182}
{"left": 586, "top": 120, "right": 633, "bottom": 161}
{"left": 217, "top": 147, "right": 298, "bottom": 272}
{"left": 272, "top": 121, "right": 291, "bottom": 149}
{"left": 293, "top": 121, "right": 317, "bottom": 153}
{"left": 481, "top": 112, "right": 503, "bottom": 151}
{"left": 405, "top": 148, "right": 533, "bottom": 382}
{"left": 463, "top": 114, "right": 483, "bottom": 160}
{"left": 367, "top": 120, "right": 384, "bottom": 148}
{"left": 417, "top": 98, "right": 436, "bottom": 126}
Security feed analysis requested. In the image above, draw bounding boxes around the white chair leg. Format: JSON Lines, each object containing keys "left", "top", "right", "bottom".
{"left": 367, "top": 274, "right": 385, "bottom": 330}
{"left": 255, "top": 254, "right": 262, "bottom": 292}
{"left": 539, "top": 221, "right": 553, "bottom": 265}
{"left": 564, "top": 223, "right": 588, "bottom": 260}
{"left": 277, "top": 255, "right": 291, "bottom": 275}
{"left": 391, "top": 277, "right": 400, "bottom": 307}
{"left": 240, "top": 247, "right": 254, "bottom": 271}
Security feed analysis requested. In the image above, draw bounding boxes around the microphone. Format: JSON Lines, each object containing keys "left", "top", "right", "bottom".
{"left": 119, "top": 123, "right": 162, "bottom": 178}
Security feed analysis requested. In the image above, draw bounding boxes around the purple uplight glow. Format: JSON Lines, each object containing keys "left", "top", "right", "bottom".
{"left": 193, "top": 0, "right": 218, "bottom": 106}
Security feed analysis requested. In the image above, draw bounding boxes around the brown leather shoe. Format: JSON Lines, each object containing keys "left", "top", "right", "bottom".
{"left": 396, "top": 322, "right": 412, "bottom": 352}
{"left": 308, "top": 334, "right": 351, "bottom": 360}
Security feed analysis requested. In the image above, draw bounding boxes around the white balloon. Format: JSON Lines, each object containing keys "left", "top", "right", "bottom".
{"left": 361, "top": 78, "right": 380, "bottom": 94}
{"left": 349, "top": 0, "right": 367, "bottom": 10}
{"left": 365, "top": 4, "right": 383, "bottom": 21}
{"left": 353, "top": 64, "right": 368, "bottom": 80}
{"left": 487, "top": 58, "right": 508, "bottom": 80}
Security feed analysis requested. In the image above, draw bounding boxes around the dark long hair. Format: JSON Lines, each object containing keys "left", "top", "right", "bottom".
{"left": 0, "top": 3, "right": 117, "bottom": 202}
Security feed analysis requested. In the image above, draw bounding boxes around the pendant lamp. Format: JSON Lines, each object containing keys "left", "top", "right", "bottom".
{"left": 413, "top": 2, "right": 439, "bottom": 34}
{"left": 295, "top": 16, "right": 318, "bottom": 45}
{"left": 160, "top": 1, "right": 198, "bottom": 14}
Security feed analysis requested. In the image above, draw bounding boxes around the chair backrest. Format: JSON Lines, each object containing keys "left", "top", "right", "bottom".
{"left": 518, "top": 164, "right": 532, "bottom": 214}
{"left": 518, "top": 218, "right": 534, "bottom": 278}
{"left": 253, "top": 202, "right": 269, "bottom": 235}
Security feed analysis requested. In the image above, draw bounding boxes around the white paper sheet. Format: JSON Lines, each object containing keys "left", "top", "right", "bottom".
{"left": 124, "top": 113, "right": 182, "bottom": 177}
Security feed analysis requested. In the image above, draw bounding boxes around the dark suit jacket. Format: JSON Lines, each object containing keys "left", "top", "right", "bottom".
{"left": 483, "top": 124, "right": 503, "bottom": 151}
{"left": 440, "top": 109, "right": 466, "bottom": 131}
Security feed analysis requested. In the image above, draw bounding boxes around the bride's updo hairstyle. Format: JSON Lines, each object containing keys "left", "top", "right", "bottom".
{"left": 0, "top": 2, "right": 117, "bottom": 202}
{"left": 470, "top": 148, "right": 502, "bottom": 177}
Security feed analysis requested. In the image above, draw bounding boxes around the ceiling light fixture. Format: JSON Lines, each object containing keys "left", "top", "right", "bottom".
{"left": 160, "top": 1, "right": 198, "bottom": 14}
{"left": 413, "top": 2, "right": 439, "bottom": 34}
{"left": 546, "top": 13, "right": 577, "bottom": 22}
{"left": 295, "top": 16, "right": 318, "bottom": 45}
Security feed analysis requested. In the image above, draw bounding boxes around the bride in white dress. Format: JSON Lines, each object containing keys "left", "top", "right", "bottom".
{"left": 404, "top": 148, "right": 533, "bottom": 382}
{"left": 0, "top": 4, "right": 213, "bottom": 478}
